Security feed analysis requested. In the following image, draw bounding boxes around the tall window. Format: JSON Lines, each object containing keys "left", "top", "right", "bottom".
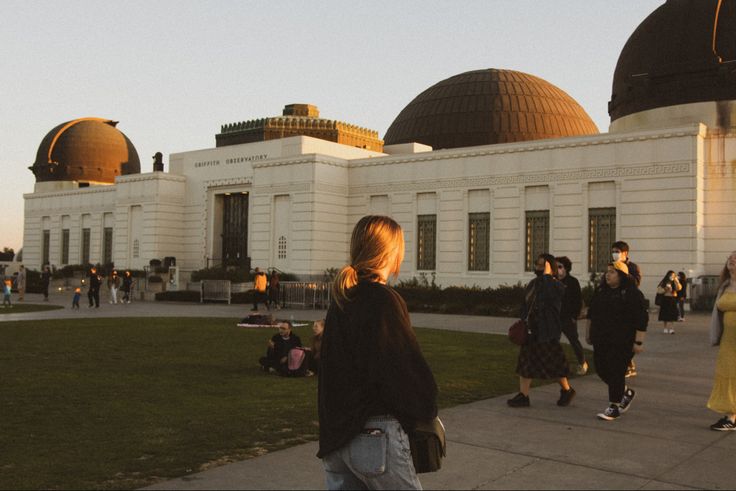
{"left": 589, "top": 207, "right": 616, "bottom": 273}
{"left": 61, "top": 229, "right": 70, "bottom": 265}
{"left": 42, "top": 230, "right": 50, "bottom": 266}
{"left": 81, "top": 228, "right": 91, "bottom": 265}
{"left": 468, "top": 212, "right": 490, "bottom": 271}
{"left": 103, "top": 227, "right": 113, "bottom": 265}
{"left": 417, "top": 214, "right": 437, "bottom": 270}
{"left": 525, "top": 210, "right": 549, "bottom": 271}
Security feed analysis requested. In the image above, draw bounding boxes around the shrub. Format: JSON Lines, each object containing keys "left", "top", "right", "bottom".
{"left": 155, "top": 290, "right": 201, "bottom": 302}
{"left": 394, "top": 281, "right": 525, "bottom": 317}
{"left": 148, "top": 275, "right": 163, "bottom": 284}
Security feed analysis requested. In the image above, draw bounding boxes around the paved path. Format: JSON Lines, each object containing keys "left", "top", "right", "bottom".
{"left": 3, "top": 292, "right": 732, "bottom": 489}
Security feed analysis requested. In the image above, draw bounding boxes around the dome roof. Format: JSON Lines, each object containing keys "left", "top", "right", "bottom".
{"left": 383, "top": 69, "right": 598, "bottom": 150}
{"left": 609, "top": 0, "right": 736, "bottom": 122}
{"left": 29, "top": 117, "right": 140, "bottom": 183}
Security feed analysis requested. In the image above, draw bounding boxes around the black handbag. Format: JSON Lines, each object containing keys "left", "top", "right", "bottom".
{"left": 508, "top": 319, "right": 529, "bottom": 345}
{"left": 408, "top": 417, "right": 446, "bottom": 473}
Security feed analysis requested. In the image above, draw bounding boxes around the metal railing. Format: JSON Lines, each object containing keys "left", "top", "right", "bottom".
{"left": 279, "top": 281, "right": 331, "bottom": 309}
{"left": 690, "top": 275, "right": 720, "bottom": 311}
{"left": 200, "top": 280, "right": 232, "bottom": 304}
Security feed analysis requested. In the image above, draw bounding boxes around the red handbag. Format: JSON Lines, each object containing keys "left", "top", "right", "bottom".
{"left": 508, "top": 319, "right": 529, "bottom": 346}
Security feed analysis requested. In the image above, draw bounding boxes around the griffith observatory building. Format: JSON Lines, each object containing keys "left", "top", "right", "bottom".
{"left": 21, "top": 0, "right": 736, "bottom": 294}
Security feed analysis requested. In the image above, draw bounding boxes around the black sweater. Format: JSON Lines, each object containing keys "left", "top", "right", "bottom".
{"left": 317, "top": 281, "right": 438, "bottom": 458}
{"left": 587, "top": 282, "right": 648, "bottom": 346}
{"left": 559, "top": 274, "right": 582, "bottom": 322}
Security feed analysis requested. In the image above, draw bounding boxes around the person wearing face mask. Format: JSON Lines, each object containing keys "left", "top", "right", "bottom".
{"left": 657, "top": 270, "right": 682, "bottom": 334}
{"left": 611, "top": 241, "right": 642, "bottom": 378}
{"left": 611, "top": 241, "right": 641, "bottom": 287}
{"left": 586, "top": 261, "right": 648, "bottom": 421}
{"left": 508, "top": 253, "right": 575, "bottom": 408}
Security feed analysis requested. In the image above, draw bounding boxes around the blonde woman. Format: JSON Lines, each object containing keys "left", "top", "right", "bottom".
{"left": 707, "top": 251, "right": 736, "bottom": 431}
{"left": 318, "top": 216, "right": 438, "bottom": 490}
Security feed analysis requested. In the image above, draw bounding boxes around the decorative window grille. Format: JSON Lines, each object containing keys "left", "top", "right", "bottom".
{"left": 278, "top": 236, "right": 287, "bottom": 259}
{"left": 103, "top": 227, "right": 113, "bottom": 265}
{"left": 589, "top": 208, "right": 616, "bottom": 273}
{"left": 133, "top": 239, "right": 140, "bottom": 258}
{"left": 42, "top": 230, "right": 50, "bottom": 266}
{"left": 525, "top": 210, "right": 549, "bottom": 271}
{"left": 417, "top": 214, "right": 437, "bottom": 270}
{"left": 61, "top": 229, "right": 70, "bottom": 264}
{"left": 468, "top": 212, "right": 490, "bottom": 271}
{"left": 81, "top": 228, "right": 91, "bottom": 264}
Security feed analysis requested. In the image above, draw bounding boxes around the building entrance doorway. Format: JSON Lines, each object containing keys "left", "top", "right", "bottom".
{"left": 222, "top": 192, "right": 249, "bottom": 267}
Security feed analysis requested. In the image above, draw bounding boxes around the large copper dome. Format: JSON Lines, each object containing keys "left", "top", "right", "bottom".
{"left": 609, "top": 0, "right": 736, "bottom": 122}
{"left": 383, "top": 69, "right": 598, "bottom": 150}
{"left": 29, "top": 117, "right": 141, "bottom": 183}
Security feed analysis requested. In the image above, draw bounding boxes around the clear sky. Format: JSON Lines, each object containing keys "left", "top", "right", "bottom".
{"left": 0, "top": 0, "right": 665, "bottom": 253}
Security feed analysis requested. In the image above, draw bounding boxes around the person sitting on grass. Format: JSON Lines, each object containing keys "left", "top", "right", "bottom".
{"left": 307, "top": 319, "right": 325, "bottom": 376}
{"left": 259, "top": 320, "right": 302, "bottom": 375}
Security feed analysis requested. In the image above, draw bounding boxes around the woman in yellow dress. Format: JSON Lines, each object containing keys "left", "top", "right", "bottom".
{"left": 707, "top": 251, "right": 736, "bottom": 431}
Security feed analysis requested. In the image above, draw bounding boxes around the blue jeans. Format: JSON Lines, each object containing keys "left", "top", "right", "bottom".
{"left": 322, "top": 415, "right": 422, "bottom": 490}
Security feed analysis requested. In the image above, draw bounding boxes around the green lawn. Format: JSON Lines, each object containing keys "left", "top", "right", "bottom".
{"left": 0, "top": 303, "right": 63, "bottom": 314}
{"left": 0, "top": 317, "right": 588, "bottom": 490}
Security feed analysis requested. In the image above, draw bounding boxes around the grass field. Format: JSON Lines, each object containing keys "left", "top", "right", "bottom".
{"left": 0, "top": 317, "right": 587, "bottom": 489}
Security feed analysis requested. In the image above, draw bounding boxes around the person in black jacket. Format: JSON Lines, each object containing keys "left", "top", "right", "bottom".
{"left": 586, "top": 261, "right": 648, "bottom": 421}
{"left": 508, "top": 253, "right": 576, "bottom": 408}
{"left": 318, "top": 215, "right": 437, "bottom": 490}
{"left": 556, "top": 256, "right": 587, "bottom": 375}
{"left": 87, "top": 267, "right": 101, "bottom": 308}
{"left": 259, "top": 320, "right": 302, "bottom": 375}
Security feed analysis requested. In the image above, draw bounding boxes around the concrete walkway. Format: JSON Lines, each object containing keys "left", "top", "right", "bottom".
{"left": 3, "top": 292, "right": 732, "bottom": 489}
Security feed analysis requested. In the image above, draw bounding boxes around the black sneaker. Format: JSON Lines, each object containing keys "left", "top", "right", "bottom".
{"left": 507, "top": 392, "right": 530, "bottom": 407}
{"left": 620, "top": 388, "right": 636, "bottom": 413}
{"left": 557, "top": 387, "right": 576, "bottom": 407}
{"left": 710, "top": 417, "right": 736, "bottom": 431}
{"left": 597, "top": 404, "right": 621, "bottom": 421}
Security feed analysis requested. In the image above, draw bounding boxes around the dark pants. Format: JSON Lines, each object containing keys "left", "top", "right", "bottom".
{"left": 88, "top": 288, "right": 99, "bottom": 307}
{"left": 594, "top": 343, "right": 632, "bottom": 403}
{"left": 560, "top": 318, "right": 585, "bottom": 364}
{"left": 42, "top": 284, "right": 49, "bottom": 300}
{"left": 259, "top": 351, "right": 287, "bottom": 375}
{"left": 678, "top": 297, "right": 686, "bottom": 319}
{"left": 252, "top": 291, "right": 268, "bottom": 310}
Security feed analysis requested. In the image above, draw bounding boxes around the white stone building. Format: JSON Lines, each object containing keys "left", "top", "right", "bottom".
{"left": 22, "top": 0, "right": 736, "bottom": 296}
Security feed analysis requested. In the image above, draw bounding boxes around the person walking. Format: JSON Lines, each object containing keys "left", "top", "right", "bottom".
{"left": 41, "top": 265, "right": 51, "bottom": 301}
{"left": 707, "top": 251, "right": 736, "bottom": 431}
{"left": 16, "top": 265, "right": 25, "bottom": 301}
{"left": 508, "top": 253, "right": 576, "bottom": 408}
{"left": 657, "top": 270, "right": 681, "bottom": 334}
{"left": 3, "top": 279, "right": 12, "bottom": 308}
{"left": 556, "top": 256, "right": 587, "bottom": 375}
{"left": 318, "top": 215, "right": 438, "bottom": 490}
{"left": 107, "top": 270, "right": 121, "bottom": 304}
{"left": 611, "top": 241, "right": 642, "bottom": 378}
{"left": 677, "top": 271, "right": 688, "bottom": 321}
{"left": 586, "top": 261, "right": 648, "bottom": 421}
{"left": 251, "top": 267, "right": 268, "bottom": 311}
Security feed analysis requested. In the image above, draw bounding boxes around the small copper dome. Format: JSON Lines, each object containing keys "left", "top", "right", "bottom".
{"left": 384, "top": 69, "right": 598, "bottom": 150}
{"left": 609, "top": 0, "right": 736, "bottom": 122}
{"left": 29, "top": 117, "right": 141, "bottom": 183}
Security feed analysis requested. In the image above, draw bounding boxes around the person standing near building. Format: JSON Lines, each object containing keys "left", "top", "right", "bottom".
{"left": 556, "top": 256, "right": 587, "bottom": 375}
{"left": 677, "top": 271, "right": 688, "bottom": 321}
{"left": 508, "top": 254, "right": 576, "bottom": 408}
{"left": 268, "top": 270, "right": 280, "bottom": 310}
{"left": 707, "top": 251, "right": 736, "bottom": 431}
{"left": 611, "top": 241, "right": 642, "bottom": 378}
{"left": 318, "top": 215, "right": 437, "bottom": 490}
{"left": 88, "top": 267, "right": 101, "bottom": 308}
{"left": 251, "top": 267, "right": 268, "bottom": 311}
{"left": 586, "top": 261, "right": 648, "bottom": 421}
{"left": 657, "top": 270, "right": 682, "bottom": 334}
{"left": 121, "top": 270, "right": 133, "bottom": 304}
{"left": 107, "top": 270, "right": 121, "bottom": 304}
{"left": 3, "top": 279, "right": 12, "bottom": 308}
{"left": 41, "top": 265, "right": 51, "bottom": 301}
{"left": 15, "top": 265, "right": 25, "bottom": 302}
